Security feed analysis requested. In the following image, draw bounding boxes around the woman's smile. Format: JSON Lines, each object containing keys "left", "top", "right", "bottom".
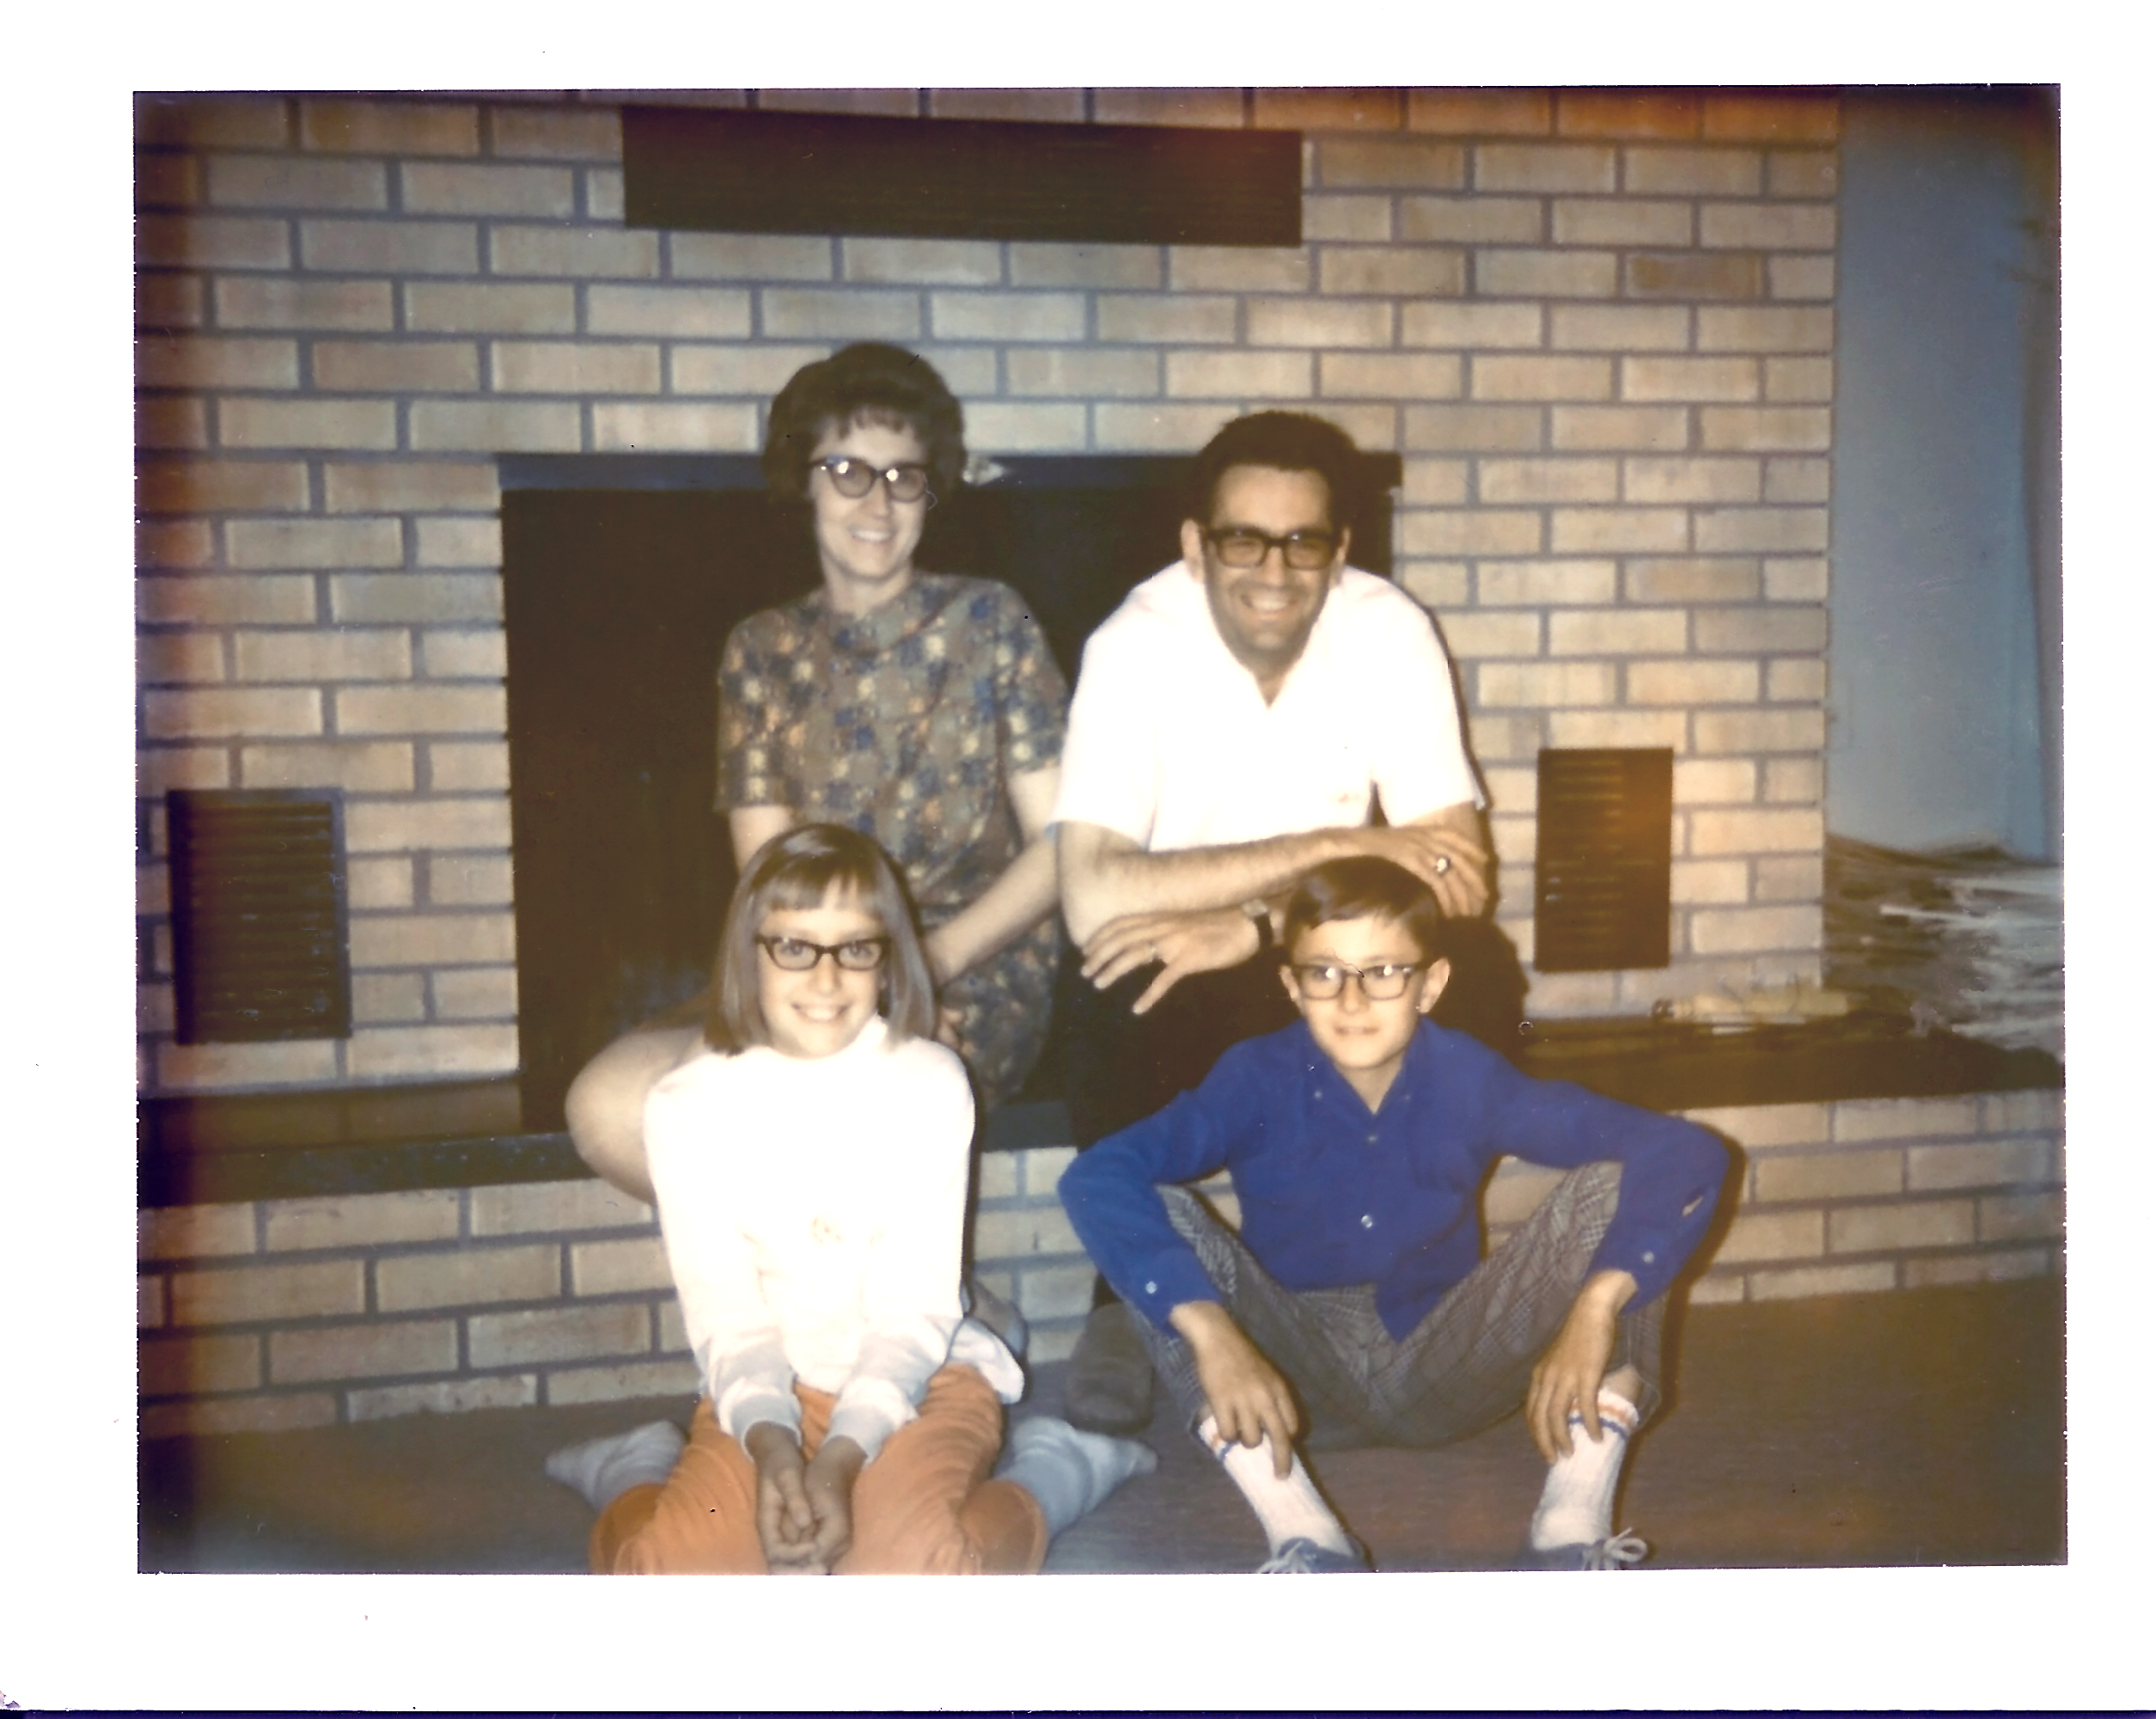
{"left": 809, "top": 419, "right": 930, "bottom": 615}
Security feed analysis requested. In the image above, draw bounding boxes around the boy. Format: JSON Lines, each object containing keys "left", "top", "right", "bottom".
{"left": 1059, "top": 857, "right": 1731, "bottom": 1570}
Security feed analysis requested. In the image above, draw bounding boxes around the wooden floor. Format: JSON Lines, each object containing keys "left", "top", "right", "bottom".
{"left": 138, "top": 1277, "right": 2064, "bottom": 1575}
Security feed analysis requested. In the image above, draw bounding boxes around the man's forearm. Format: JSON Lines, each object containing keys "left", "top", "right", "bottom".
{"left": 1060, "top": 825, "right": 1359, "bottom": 945}
{"left": 1059, "top": 804, "right": 1490, "bottom": 945}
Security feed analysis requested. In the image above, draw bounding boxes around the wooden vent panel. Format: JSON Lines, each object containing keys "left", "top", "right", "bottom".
{"left": 621, "top": 106, "right": 1303, "bottom": 247}
{"left": 1534, "top": 749, "right": 1674, "bottom": 974}
{"left": 168, "top": 790, "right": 351, "bottom": 1044}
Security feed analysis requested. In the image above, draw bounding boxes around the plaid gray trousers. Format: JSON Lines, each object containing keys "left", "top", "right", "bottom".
{"left": 1129, "top": 1162, "right": 1666, "bottom": 1451}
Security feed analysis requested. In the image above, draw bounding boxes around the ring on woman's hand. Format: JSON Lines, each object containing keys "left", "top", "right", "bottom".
{"left": 1147, "top": 943, "right": 1159, "bottom": 963}
{"left": 1434, "top": 855, "right": 1452, "bottom": 875}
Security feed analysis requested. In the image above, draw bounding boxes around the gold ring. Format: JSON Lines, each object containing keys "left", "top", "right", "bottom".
{"left": 1435, "top": 856, "right": 1451, "bottom": 875}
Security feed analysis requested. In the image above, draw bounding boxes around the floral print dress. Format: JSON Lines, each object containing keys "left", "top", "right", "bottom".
{"left": 718, "top": 573, "right": 1068, "bottom": 1109}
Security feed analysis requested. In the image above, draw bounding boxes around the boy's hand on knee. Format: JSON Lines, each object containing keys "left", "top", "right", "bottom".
{"left": 1170, "top": 1300, "right": 1300, "bottom": 1477}
{"left": 1526, "top": 1269, "right": 1637, "bottom": 1464}
{"left": 745, "top": 1422, "right": 821, "bottom": 1572}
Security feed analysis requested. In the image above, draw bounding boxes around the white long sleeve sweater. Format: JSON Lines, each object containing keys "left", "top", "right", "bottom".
{"left": 643, "top": 1016, "right": 1022, "bottom": 1461}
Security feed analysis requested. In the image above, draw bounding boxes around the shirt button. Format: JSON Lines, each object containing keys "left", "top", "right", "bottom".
{"left": 1366, "top": 1132, "right": 1378, "bottom": 1145}
{"left": 1642, "top": 1251, "right": 1655, "bottom": 1264}
{"left": 1145, "top": 1280, "right": 1157, "bottom": 1294}
{"left": 1360, "top": 1214, "right": 1374, "bottom": 1229}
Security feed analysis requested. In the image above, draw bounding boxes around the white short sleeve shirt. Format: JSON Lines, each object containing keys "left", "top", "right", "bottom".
{"left": 1051, "top": 561, "right": 1482, "bottom": 852}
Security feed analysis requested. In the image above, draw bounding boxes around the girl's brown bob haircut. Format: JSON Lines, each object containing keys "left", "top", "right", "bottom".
{"left": 705, "top": 823, "right": 939, "bottom": 1054}
{"left": 1280, "top": 856, "right": 1451, "bottom": 966}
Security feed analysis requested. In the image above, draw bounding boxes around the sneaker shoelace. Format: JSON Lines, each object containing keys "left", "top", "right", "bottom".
{"left": 1256, "top": 1536, "right": 1365, "bottom": 1574}
{"left": 1582, "top": 1528, "right": 1650, "bottom": 1569}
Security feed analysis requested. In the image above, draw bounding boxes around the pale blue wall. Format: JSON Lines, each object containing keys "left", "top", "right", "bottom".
{"left": 1827, "top": 89, "right": 2061, "bottom": 861}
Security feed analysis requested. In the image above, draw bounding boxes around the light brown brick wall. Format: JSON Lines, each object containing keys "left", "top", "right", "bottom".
{"left": 136, "top": 89, "right": 1841, "bottom": 1091}
{"left": 135, "top": 1088, "right": 2059, "bottom": 1432}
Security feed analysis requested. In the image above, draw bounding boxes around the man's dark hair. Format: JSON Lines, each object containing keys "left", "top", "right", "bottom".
{"left": 1186, "top": 410, "right": 1366, "bottom": 538}
{"left": 762, "top": 342, "right": 968, "bottom": 503}
{"left": 1281, "top": 856, "right": 1451, "bottom": 965}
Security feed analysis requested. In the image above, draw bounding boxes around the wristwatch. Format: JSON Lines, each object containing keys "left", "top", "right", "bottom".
{"left": 1242, "top": 897, "right": 1274, "bottom": 957}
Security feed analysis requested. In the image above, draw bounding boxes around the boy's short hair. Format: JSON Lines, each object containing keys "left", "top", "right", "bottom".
{"left": 706, "top": 823, "right": 939, "bottom": 1054}
{"left": 1281, "top": 855, "right": 1450, "bottom": 964}
{"left": 761, "top": 342, "right": 968, "bottom": 504}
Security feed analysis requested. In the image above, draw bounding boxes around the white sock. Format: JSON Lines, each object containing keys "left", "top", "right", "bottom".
{"left": 995, "top": 1416, "right": 1157, "bottom": 1536}
{"left": 544, "top": 1419, "right": 685, "bottom": 1512}
{"left": 1529, "top": 1392, "right": 1640, "bottom": 1551}
{"left": 1199, "top": 1415, "right": 1354, "bottom": 1559}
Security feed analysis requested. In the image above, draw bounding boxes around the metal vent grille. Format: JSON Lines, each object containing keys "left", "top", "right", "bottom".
{"left": 621, "top": 106, "right": 1303, "bottom": 247}
{"left": 1533, "top": 749, "right": 1674, "bottom": 973}
{"left": 168, "top": 789, "right": 351, "bottom": 1044}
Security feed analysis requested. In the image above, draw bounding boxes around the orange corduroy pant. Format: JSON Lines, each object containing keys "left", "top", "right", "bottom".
{"left": 591, "top": 1362, "right": 1047, "bottom": 1575}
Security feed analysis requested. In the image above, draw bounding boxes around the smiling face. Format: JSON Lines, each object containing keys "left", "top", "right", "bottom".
{"left": 1182, "top": 462, "right": 1350, "bottom": 701}
{"left": 807, "top": 415, "right": 931, "bottom": 615}
{"left": 1278, "top": 913, "right": 1450, "bottom": 1111}
{"left": 756, "top": 886, "right": 887, "bottom": 1061}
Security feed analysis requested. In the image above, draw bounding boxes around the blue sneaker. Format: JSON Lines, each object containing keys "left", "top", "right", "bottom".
{"left": 1256, "top": 1534, "right": 1375, "bottom": 1573}
{"left": 1519, "top": 1528, "right": 1650, "bottom": 1569}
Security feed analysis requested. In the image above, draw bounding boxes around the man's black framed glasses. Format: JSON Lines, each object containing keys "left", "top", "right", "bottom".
{"left": 1203, "top": 526, "right": 1341, "bottom": 571}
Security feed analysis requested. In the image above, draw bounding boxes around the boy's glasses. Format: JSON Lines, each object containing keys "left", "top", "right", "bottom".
{"left": 758, "top": 933, "right": 890, "bottom": 972}
{"left": 1286, "top": 959, "right": 1426, "bottom": 1001}
{"left": 1202, "top": 526, "right": 1341, "bottom": 571}
{"left": 812, "top": 456, "right": 934, "bottom": 505}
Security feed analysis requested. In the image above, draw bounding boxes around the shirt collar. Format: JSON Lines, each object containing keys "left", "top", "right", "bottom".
{"left": 1158, "top": 560, "right": 1348, "bottom": 708}
{"left": 814, "top": 573, "right": 947, "bottom": 658}
{"left": 1286, "top": 1012, "right": 1439, "bottom": 1117}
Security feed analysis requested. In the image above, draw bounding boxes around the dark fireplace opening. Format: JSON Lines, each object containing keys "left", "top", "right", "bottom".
{"left": 500, "top": 453, "right": 1402, "bottom": 1133}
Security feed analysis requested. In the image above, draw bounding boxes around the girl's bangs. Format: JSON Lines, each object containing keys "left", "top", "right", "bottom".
{"left": 760, "top": 858, "right": 878, "bottom": 920}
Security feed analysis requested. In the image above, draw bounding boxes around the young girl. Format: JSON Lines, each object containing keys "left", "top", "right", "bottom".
{"left": 547, "top": 823, "right": 1152, "bottom": 1575}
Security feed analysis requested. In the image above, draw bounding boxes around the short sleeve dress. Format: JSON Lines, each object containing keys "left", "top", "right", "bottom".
{"left": 718, "top": 573, "right": 1068, "bottom": 1109}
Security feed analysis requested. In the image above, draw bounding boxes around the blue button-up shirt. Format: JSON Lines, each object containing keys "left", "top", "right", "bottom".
{"left": 1060, "top": 1019, "right": 1731, "bottom": 1341}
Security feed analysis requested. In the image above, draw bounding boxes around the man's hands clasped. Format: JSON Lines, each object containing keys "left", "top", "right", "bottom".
{"left": 1073, "top": 812, "right": 1494, "bottom": 1016}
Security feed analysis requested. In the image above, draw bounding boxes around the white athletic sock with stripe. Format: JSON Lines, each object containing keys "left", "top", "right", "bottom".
{"left": 1529, "top": 1391, "right": 1640, "bottom": 1551}
{"left": 1199, "top": 1415, "right": 1355, "bottom": 1559}
{"left": 995, "top": 1416, "right": 1158, "bottom": 1537}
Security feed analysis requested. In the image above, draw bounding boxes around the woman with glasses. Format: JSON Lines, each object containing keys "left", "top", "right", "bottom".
{"left": 565, "top": 344, "right": 1067, "bottom": 1220}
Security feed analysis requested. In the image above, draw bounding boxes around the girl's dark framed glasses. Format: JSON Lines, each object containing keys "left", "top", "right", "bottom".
{"left": 812, "top": 456, "right": 934, "bottom": 505}
{"left": 1285, "top": 959, "right": 1426, "bottom": 1000}
{"left": 758, "top": 933, "right": 890, "bottom": 972}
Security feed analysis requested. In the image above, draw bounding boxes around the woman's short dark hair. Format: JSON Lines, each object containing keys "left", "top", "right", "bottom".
{"left": 761, "top": 342, "right": 968, "bottom": 504}
{"left": 705, "top": 823, "right": 940, "bottom": 1054}
{"left": 1187, "top": 410, "right": 1366, "bottom": 540}
{"left": 1280, "top": 856, "right": 1450, "bottom": 966}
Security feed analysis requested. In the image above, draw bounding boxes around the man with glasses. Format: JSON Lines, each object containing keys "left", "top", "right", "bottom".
{"left": 1050, "top": 411, "right": 1495, "bottom": 1435}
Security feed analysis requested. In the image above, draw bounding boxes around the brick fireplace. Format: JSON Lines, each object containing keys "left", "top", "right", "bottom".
{"left": 137, "top": 85, "right": 1841, "bottom": 1097}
